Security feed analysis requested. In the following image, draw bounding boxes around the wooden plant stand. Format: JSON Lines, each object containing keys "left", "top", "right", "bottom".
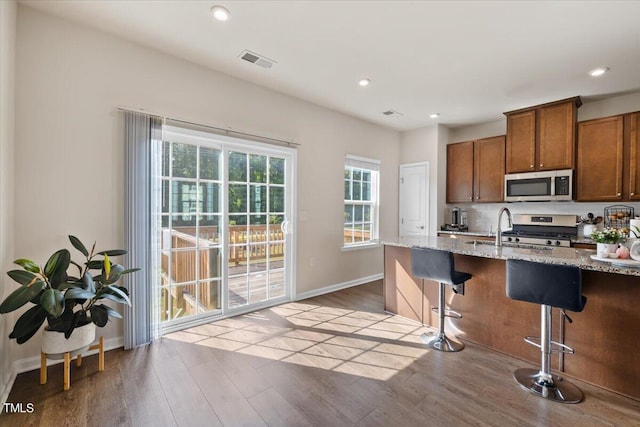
{"left": 40, "top": 336, "right": 104, "bottom": 391}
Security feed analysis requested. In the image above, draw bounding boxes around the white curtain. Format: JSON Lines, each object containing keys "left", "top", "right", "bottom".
{"left": 123, "top": 111, "right": 162, "bottom": 349}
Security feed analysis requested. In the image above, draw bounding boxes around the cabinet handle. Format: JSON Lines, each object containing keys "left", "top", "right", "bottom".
{"left": 530, "top": 164, "right": 534, "bottom": 168}
{"left": 540, "top": 164, "right": 544, "bottom": 167}
{"left": 631, "top": 192, "right": 636, "bottom": 196}
{"left": 617, "top": 193, "right": 622, "bottom": 196}
{"left": 475, "top": 197, "right": 479, "bottom": 200}
{"left": 469, "top": 197, "right": 472, "bottom": 200}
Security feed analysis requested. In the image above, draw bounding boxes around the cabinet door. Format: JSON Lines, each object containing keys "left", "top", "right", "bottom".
{"left": 628, "top": 112, "right": 640, "bottom": 201}
{"left": 474, "top": 136, "right": 505, "bottom": 202}
{"left": 446, "top": 141, "right": 474, "bottom": 203}
{"left": 506, "top": 110, "right": 536, "bottom": 173}
{"left": 576, "top": 116, "right": 624, "bottom": 201}
{"left": 538, "top": 101, "right": 576, "bottom": 170}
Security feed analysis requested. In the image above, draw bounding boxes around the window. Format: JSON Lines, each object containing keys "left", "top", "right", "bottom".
{"left": 344, "top": 155, "right": 379, "bottom": 247}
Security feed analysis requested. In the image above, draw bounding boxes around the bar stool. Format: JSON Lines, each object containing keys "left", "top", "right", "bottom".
{"left": 506, "top": 259, "right": 587, "bottom": 404}
{"left": 411, "top": 247, "right": 472, "bottom": 352}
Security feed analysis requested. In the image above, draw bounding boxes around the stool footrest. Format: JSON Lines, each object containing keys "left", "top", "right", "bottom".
{"left": 431, "top": 307, "right": 462, "bottom": 319}
{"left": 523, "top": 336, "right": 575, "bottom": 354}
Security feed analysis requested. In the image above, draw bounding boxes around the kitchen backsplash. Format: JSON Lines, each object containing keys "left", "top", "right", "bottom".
{"left": 447, "top": 202, "right": 640, "bottom": 237}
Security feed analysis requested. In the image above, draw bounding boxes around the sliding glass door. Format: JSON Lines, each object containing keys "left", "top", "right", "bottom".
{"left": 156, "top": 126, "right": 294, "bottom": 331}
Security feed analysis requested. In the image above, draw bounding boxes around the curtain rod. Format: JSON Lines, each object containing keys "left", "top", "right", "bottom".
{"left": 117, "top": 105, "right": 300, "bottom": 147}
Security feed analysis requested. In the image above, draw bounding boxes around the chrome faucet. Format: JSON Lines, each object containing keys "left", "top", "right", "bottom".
{"left": 495, "top": 207, "right": 512, "bottom": 247}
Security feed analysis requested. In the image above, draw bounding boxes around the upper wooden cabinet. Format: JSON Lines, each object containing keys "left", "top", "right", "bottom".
{"left": 447, "top": 136, "right": 505, "bottom": 203}
{"left": 576, "top": 116, "right": 624, "bottom": 201}
{"left": 628, "top": 112, "right": 640, "bottom": 201}
{"left": 576, "top": 112, "right": 640, "bottom": 202}
{"left": 447, "top": 141, "right": 474, "bottom": 203}
{"left": 505, "top": 97, "right": 581, "bottom": 173}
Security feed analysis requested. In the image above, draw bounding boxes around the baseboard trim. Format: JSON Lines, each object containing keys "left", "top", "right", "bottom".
{"left": 294, "top": 273, "right": 383, "bottom": 301}
{"left": 0, "top": 370, "right": 17, "bottom": 413}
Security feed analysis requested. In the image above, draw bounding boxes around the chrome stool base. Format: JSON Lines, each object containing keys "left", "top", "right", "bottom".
{"left": 513, "top": 368, "right": 584, "bottom": 404}
{"left": 420, "top": 332, "right": 464, "bottom": 352}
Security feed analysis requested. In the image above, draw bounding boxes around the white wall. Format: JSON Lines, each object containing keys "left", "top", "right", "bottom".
{"left": 399, "top": 125, "right": 446, "bottom": 234}
{"left": 13, "top": 6, "right": 399, "bottom": 362}
{"left": 0, "top": 0, "right": 17, "bottom": 408}
{"left": 449, "top": 119, "right": 506, "bottom": 144}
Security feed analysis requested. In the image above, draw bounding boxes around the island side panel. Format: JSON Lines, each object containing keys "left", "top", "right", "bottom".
{"left": 565, "top": 270, "right": 640, "bottom": 400}
{"left": 448, "top": 254, "right": 561, "bottom": 371}
{"left": 383, "top": 245, "right": 423, "bottom": 323}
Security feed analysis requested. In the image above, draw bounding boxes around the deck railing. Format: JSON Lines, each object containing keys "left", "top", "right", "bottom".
{"left": 160, "top": 225, "right": 285, "bottom": 318}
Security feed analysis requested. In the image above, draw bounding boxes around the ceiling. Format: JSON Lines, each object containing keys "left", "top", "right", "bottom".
{"left": 20, "top": 0, "right": 640, "bottom": 131}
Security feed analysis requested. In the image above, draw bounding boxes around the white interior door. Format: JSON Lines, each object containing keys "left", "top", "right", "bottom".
{"left": 399, "top": 162, "right": 429, "bottom": 237}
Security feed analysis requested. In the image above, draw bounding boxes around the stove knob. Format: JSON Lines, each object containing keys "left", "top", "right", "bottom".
{"left": 555, "top": 240, "right": 561, "bottom": 246}
{"left": 515, "top": 237, "right": 520, "bottom": 242}
{"left": 546, "top": 240, "right": 552, "bottom": 245}
{"left": 507, "top": 237, "right": 513, "bottom": 242}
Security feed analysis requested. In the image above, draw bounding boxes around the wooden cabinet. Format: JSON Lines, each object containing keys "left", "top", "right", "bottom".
{"left": 505, "top": 97, "right": 581, "bottom": 173}
{"left": 505, "top": 110, "right": 536, "bottom": 173}
{"left": 446, "top": 141, "right": 474, "bottom": 203}
{"left": 576, "top": 116, "right": 624, "bottom": 201}
{"left": 628, "top": 112, "right": 640, "bottom": 201}
{"left": 474, "top": 136, "right": 506, "bottom": 202}
{"left": 576, "top": 112, "right": 640, "bottom": 202}
{"left": 446, "top": 136, "right": 505, "bottom": 203}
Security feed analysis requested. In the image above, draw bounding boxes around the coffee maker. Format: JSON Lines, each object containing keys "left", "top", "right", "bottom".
{"left": 441, "top": 207, "right": 468, "bottom": 231}
{"left": 452, "top": 207, "right": 461, "bottom": 226}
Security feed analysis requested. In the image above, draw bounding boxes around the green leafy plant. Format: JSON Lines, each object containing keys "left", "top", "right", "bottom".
{"left": 0, "top": 235, "right": 139, "bottom": 344}
{"left": 591, "top": 228, "right": 623, "bottom": 244}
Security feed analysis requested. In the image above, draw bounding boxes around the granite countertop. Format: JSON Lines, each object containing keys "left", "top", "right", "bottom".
{"left": 438, "top": 230, "right": 495, "bottom": 238}
{"left": 384, "top": 236, "right": 640, "bottom": 277}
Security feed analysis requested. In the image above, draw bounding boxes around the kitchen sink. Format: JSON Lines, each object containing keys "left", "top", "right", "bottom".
{"left": 464, "top": 240, "right": 553, "bottom": 251}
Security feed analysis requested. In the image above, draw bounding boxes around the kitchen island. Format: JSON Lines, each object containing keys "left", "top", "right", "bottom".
{"left": 384, "top": 236, "right": 640, "bottom": 400}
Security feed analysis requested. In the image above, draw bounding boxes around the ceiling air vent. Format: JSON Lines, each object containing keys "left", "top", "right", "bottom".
{"left": 239, "top": 50, "right": 276, "bottom": 69}
{"left": 382, "top": 109, "right": 403, "bottom": 117}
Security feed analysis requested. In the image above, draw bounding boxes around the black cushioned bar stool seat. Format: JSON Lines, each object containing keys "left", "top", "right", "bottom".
{"left": 506, "top": 259, "right": 587, "bottom": 404}
{"left": 411, "top": 247, "right": 472, "bottom": 352}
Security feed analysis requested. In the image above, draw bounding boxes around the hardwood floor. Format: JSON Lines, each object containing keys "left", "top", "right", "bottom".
{"left": 2, "top": 280, "right": 639, "bottom": 426}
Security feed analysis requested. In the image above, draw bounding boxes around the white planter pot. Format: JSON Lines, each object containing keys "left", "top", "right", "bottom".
{"left": 596, "top": 243, "right": 619, "bottom": 258}
{"left": 583, "top": 224, "right": 597, "bottom": 238}
{"left": 42, "top": 322, "right": 96, "bottom": 360}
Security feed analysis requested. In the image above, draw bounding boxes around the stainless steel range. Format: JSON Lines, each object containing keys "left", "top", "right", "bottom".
{"left": 501, "top": 214, "right": 578, "bottom": 247}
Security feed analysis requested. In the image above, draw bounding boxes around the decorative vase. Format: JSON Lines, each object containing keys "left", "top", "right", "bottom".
{"left": 596, "top": 243, "right": 619, "bottom": 258}
{"left": 42, "top": 322, "right": 96, "bottom": 360}
{"left": 583, "top": 224, "right": 597, "bottom": 238}
{"left": 630, "top": 241, "right": 640, "bottom": 261}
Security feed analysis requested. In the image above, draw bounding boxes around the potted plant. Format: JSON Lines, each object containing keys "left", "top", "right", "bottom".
{"left": 0, "top": 235, "right": 138, "bottom": 355}
{"left": 591, "top": 228, "right": 622, "bottom": 258}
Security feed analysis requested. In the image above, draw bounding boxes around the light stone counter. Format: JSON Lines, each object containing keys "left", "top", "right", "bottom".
{"left": 385, "top": 236, "right": 640, "bottom": 277}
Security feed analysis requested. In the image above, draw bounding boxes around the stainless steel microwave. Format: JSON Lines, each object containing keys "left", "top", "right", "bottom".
{"left": 504, "top": 169, "right": 573, "bottom": 202}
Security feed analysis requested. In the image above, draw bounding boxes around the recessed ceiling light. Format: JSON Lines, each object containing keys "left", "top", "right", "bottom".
{"left": 211, "top": 5, "right": 230, "bottom": 21}
{"left": 429, "top": 113, "right": 440, "bottom": 119}
{"left": 358, "top": 78, "right": 371, "bottom": 87}
{"left": 589, "top": 67, "right": 610, "bottom": 77}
